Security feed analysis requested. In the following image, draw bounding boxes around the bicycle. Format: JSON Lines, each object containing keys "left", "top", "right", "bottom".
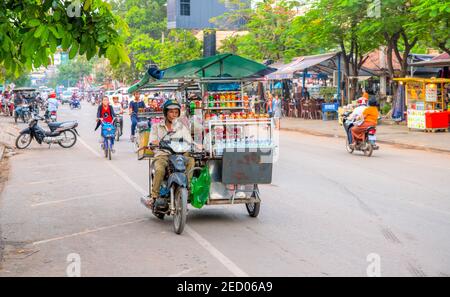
{"left": 100, "top": 120, "right": 116, "bottom": 160}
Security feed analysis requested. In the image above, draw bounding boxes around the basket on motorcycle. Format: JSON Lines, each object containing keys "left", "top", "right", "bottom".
{"left": 137, "top": 131, "right": 154, "bottom": 160}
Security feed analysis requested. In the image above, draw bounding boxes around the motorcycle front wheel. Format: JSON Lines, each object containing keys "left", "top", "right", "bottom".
{"left": 58, "top": 130, "right": 77, "bottom": 148}
{"left": 173, "top": 187, "right": 188, "bottom": 235}
{"left": 16, "top": 133, "right": 32, "bottom": 149}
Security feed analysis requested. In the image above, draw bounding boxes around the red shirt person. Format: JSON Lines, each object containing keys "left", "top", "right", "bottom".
{"left": 95, "top": 96, "right": 116, "bottom": 131}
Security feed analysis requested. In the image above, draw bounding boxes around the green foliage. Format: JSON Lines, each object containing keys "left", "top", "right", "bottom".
{"left": 105, "top": 1, "right": 202, "bottom": 83}
{"left": 159, "top": 30, "right": 203, "bottom": 68}
{"left": 0, "top": 0, "right": 130, "bottom": 77}
{"left": 219, "top": 0, "right": 301, "bottom": 62}
{"left": 381, "top": 102, "right": 392, "bottom": 115}
{"left": 411, "top": 0, "right": 450, "bottom": 54}
{"left": 56, "top": 55, "right": 94, "bottom": 87}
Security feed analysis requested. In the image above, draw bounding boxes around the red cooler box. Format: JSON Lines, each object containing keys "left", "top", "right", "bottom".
{"left": 425, "top": 111, "right": 449, "bottom": 129}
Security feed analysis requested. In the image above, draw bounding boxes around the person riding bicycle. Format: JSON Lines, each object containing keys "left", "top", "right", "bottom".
{"left": 129, "top": 92, "right": 146, "bottom": 142}
{"left": 141, "top": 100, "right": 196, "bottom": 210}
{"left": 111, "top": 95, "right": 124, "bottom": 136}
{"left": 96, "top": 96, "right": 117, "bottom": 152}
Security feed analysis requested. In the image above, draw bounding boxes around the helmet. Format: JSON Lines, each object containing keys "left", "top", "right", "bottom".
{"left": 163, "top": 99, "right": 181, "bottom": 117}
{"left": 357, "top": 97, "right": 366, "bottom": 106}
{"left": 368, "top": 97, "right": 378, "bottom": 107}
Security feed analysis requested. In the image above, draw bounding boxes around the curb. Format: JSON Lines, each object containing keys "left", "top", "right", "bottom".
{"left": 0, "top": 145, "right": 4, "bottom": 162}
{"left": 281, "top": 127, "right": 450, "bottom": 154}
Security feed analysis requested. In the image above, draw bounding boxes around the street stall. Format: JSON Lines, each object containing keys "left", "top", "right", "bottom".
{"left": 394, "top": 77, "right": 450, "bottom": 132}
{"left": 128, "top": 54, "right": 276, "bottom": 234}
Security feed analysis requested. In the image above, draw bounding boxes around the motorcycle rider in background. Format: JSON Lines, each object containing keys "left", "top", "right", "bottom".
{"left": 111, "top": 95, "right": 124, "bottom": 136}
{"left": 46, "top": 92, "right": 59, "bottom": 119}
{"left": 350, "top": 97, "right": 379, "bottom": 148}
{"left": 344, "top": 98, "right": 367, "bottom": 144}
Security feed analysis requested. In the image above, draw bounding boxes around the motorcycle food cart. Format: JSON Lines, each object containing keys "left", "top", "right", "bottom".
{"left": 128, "top": 54, "right": 277, "bottom": 234}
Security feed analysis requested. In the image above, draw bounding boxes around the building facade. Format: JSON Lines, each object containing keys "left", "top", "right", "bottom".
{"left": 167, "top": 0, "right": 248, "bottom": 30}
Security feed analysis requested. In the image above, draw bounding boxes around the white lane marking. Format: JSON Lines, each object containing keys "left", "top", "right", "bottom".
{"left": 29, "top": 174, "right": 97, "bottom": 185}
{"left": 185, "top": 226, "right": 249, "bottom": 277}
{"left": 32, "top": 218, "right": 147, "bottom": 246}
{"left": 168, "top": 268, "right": 195, "bottom": 277}
{"left": 78, "top": 136, "right": 249, "bottom": 277}
{"left": 31, "top": 191, "right": 122, "bottom": 207}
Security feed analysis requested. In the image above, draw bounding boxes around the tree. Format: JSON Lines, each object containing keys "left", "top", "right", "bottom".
{"left": 56, "top": 55, "right": 93, "bottom": 87}
{"left": 218, "top": 0, "right": 301, "bottom": 62}
{"left": 361, "top": 0, "right": 425, "bottom": 81}
{"left": 411, "top": 0, "right": 450, "bottom": 55}
{"left": 112, "top": 0, "right": 167, "bottom": 38}
{"left": 0, "top": 0, "right": 130, "bottom": 77}
{"left": 298, "top": 0, "right": 378, "bottom": 101}
{"left": 210, "top": 0, "right": 253, "bottom": 30}
{"left": 158, "top": 30, "right": 203, "bottom": 68}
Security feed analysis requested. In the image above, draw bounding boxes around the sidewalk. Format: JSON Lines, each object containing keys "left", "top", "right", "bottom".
{"left": 281, "top": 117, "right": 450, "bottom": 153}
{"left": 0, "top": 117, "right": 19, "bottom": 161}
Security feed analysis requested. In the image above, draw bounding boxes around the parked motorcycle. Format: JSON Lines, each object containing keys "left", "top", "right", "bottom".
{"left": 15, "top": 114, "right": 79, "bottom": 149}
{"left": 14, "top": 104, "right": 31, "bottom": 123}
{"left": 342, "top": 111, "right": 379, "bottom": 157}
{"left": 1, "top": 99, "right": 14, "bottom": 116}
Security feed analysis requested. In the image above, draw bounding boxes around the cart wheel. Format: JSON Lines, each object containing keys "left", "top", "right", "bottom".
{"left": 246, "top": 189, "right": 261, "bottom": 218}
{"left": 173, "top": 187, "right": 188, "bottom": 235}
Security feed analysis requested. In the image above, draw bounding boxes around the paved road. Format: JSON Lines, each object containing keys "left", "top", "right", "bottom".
{"left": 1, "top": 103, "right": 449, "bottom": 277}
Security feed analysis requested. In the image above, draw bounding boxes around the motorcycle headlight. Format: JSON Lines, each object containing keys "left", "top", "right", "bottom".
{"left": 174, "top": 156, "right": 186, "bottom": 171}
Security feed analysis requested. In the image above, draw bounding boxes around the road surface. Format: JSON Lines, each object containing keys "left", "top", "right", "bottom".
{"left": 1, "top": 103, "right": 449, "bottom": 277}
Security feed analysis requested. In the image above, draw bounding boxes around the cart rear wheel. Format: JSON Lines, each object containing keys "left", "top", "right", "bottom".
{"left": 173, "top": 187, "right": 188, "bottom": 234}
{"left": 246, "top": 188, "right": 261, "bottom": 217}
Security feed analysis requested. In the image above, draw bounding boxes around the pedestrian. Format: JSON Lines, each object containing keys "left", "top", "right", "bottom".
{"left": 129, "top": 92, "right": 146, "bottom": 142}
{"left": 272, "top": 94, "right": 282, "bottom": 130}
{"left": 266, "top": 93, "right": 273, "bottom": 117}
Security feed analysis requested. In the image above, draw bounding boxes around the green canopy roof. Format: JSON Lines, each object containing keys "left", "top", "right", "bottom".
{"left": 162, "top": 53, "right": 270, "bottom": 79}
{"left": 128, "top": 54, "right": 273, "bottom": 93}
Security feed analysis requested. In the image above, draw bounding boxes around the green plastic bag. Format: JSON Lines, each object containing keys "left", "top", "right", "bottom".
{"left": 190, "top": 166, "right": 211, "bottom": 209}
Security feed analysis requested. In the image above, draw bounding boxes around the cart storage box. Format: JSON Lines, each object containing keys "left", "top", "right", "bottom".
{"left": 222, "top": 150, "right": 273, "bottom": 184}
{"left": 425, "top": 111, "right": 449, "bottom": 129}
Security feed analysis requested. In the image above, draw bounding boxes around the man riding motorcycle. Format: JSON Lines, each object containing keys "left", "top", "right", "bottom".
{"left": 350, "top": 97, "right": 379, "bottom": 148}
{"left": 344, "top": 98, "right": 367, "bottom": 144}
{"left": 141, "top": 100, "right": 196, "bottom": 209}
